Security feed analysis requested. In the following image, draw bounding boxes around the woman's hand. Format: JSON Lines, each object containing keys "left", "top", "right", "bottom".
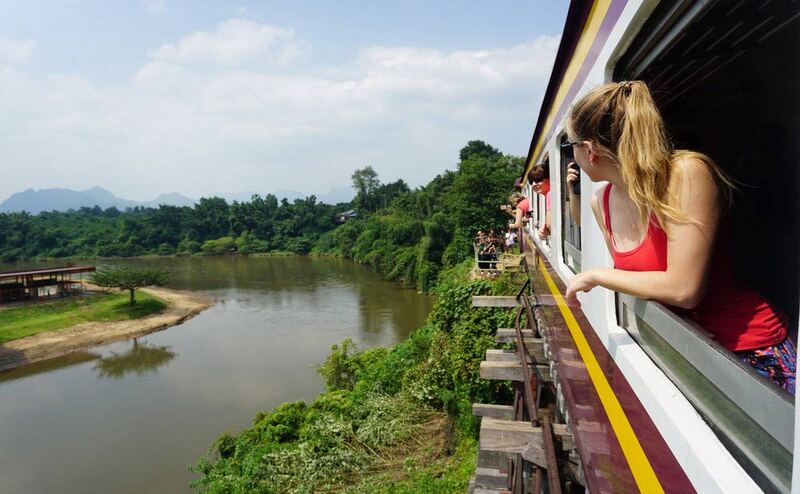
{"left": 537, "top": 224, "right": 550, "bottom": 238}
{"left": 565, "top": 270, "right": 598, "bottom": 307}
{"left": 567, "top": 167, "right": 579, "bottom": 185}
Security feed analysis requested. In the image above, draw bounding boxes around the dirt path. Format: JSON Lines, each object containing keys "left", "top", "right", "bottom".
{"left": 0, "top": 287, "right": 214, "bottom": 372}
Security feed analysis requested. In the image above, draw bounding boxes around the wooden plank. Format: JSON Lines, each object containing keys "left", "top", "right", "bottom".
{"left": 473, "top": 403, "right": 515, "bottom": 419}
{"left": 480, "top": 361, "right": 552, "bottom": 382}
{"left": 495, "top": 328, "right": 535, "bottom": 342}
{"left": 473, "top": 489, "right": 511, "bottom": 494}
{"left": 477, "top": 449, "right": 510, "bottom": 471}
{"left": 472, "top": 296, "right": 521, "bottom": 308}
{"left": 475, "top": 467, "right": 508, "bottom": 490}
{"left": 480, "top": 417, "right": 573, "bottom": 462}
{"left": 486, "top": 349, "right": 534, "bottom": 363}
{"left": 487, "top": 341, "right": 546, "bottom": 362}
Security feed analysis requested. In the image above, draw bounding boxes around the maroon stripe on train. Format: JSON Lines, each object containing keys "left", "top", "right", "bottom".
{"left": 525, "top": 242, "right": 696, "bottom": 493}
{"left": 525, "top": 0, "right": 628, "bottom": 170}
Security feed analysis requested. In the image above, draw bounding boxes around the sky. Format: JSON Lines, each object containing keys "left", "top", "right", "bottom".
{"left": 0, "top": 1, "right": 569, "bottom": 201}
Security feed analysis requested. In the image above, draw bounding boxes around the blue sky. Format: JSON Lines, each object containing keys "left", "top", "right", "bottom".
{"left": 0, "top": 1, "right": 568, "bottom": 201}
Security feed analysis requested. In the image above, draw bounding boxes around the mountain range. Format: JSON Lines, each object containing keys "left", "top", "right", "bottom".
{"left": 0, "top": 186, "right": 354, "bottom": 215}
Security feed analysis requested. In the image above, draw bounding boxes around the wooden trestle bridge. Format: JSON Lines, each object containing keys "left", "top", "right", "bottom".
{"left": 468, "top": 284, "right": 582, "bottom": 493}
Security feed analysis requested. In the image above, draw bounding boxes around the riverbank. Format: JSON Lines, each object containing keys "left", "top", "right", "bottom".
{"left": 0, "top": 287, "right": 213, "bottom": 372}
{"left": 192, "top": 261, "right": 521, "bottom": 493}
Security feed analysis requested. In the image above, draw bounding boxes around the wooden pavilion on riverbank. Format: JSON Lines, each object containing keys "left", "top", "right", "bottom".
{"left": 0, "top": 266, "right": 95, "bottom": 305}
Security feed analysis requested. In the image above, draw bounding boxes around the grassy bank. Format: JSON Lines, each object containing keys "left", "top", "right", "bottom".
{"left": 0, "top": 292, "right": 167, "bottom": 343}
{"left": 192, "top": 261, "right": 522, "bottom": 493}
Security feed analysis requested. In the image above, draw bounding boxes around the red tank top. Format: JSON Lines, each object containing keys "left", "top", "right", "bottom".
{"left": 602, "top": 184, "right": 787, "bottom": 351}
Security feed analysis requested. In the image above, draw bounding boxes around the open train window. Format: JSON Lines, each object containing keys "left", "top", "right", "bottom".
{"left": 614, "top": 2, "right": 799, "bottom": 489}
{"left": 531, "top": 156, "right": 551, "bottom": 248}
{"left": 559, "top": 135, "right": 581, "bottom": 272}
{"left": 615, "top": 0, "right": 800, "bottom": 333}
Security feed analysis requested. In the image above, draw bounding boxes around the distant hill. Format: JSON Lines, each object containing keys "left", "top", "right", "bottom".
{"left": 0, "top": 187, "right": 196, "bottom": 214}
{"left": 0, "top": 186, "right": 354, "bottom": 214}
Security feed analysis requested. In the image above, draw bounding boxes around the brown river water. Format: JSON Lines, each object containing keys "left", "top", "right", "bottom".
{"left": 0, "top": 256, "right": 434, "bottom": 494}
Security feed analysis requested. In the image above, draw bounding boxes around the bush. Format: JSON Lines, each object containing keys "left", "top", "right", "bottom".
{"left": 201, "top": 236, "right": 236, "bottom": 255}
{"left": 192, "top": 260, "right": 522, "bottom": 493}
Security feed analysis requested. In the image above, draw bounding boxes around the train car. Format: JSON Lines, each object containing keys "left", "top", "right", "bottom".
{"left": 519, "top": 1, "right": 799, "bottom": 492}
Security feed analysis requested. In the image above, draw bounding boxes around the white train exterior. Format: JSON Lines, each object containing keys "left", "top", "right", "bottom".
{"left": 520, "top": 1, "right": 799, "bottom": 492}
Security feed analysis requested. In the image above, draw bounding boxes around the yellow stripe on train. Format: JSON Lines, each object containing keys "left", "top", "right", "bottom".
{"left": 538, "top": 257, "right": 664, "bottom": 494}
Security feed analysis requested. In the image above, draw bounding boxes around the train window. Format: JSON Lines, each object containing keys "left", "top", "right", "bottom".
{"left": 615, "top": 0, "right": 800, "bottom": 334}
{"left": 559, "top": 135, "right": 581, "bottom": 272}
{"left": 614, "top": 3, "right": 799, "bottom": 489}
{"left": 530, "top": 156, "right": 551, "bottom": 248}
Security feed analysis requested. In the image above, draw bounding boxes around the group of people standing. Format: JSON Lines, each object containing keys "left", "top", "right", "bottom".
{"left": 475, "top": 229, "right": 517, "bottom": 255}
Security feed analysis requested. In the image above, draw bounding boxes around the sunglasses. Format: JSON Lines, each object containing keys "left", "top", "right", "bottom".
{"left": 560, "top": 139, "right": 584, "bottom": 148}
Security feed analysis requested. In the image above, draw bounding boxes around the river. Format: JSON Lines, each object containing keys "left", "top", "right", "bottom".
{"left": 0, "top": 256, "right": 434, "bottom": 494}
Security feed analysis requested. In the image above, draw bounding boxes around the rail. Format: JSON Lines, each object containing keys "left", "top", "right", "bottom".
{"left": 473, "top": 242, "right": 500, "bottom": 271}
{"left": 617, "top": 294, "right": 794, "bottom": 493}
{"left": 507, "top": 289, "right": 562, "bottom": 494}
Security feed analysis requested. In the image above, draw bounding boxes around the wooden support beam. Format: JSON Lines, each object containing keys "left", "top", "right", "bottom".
{"left": 480, "top": 417, "right": 573, "bottom": 463}
{"left": 477, "top": 449, "right": 510, "bottom": 471}
{"left": 486, "top": 349, "right": 532, "bottom": 363}
{"left": 473, "top": 403, "right": 515, "bottom": 419}
{"left": 487, "top": 341, "right": 546, "bottom": 362}
{"left": 480, "top": 361, "right": 552, "bottom": 382}
{"left": 495, "top": 328, "right": 534, "bottom": 342}
{"left": 472, "top": 296, "right": 521, "bottom": 308}
{"left": 474, "top": 467, "right": 508, "bottom": 490}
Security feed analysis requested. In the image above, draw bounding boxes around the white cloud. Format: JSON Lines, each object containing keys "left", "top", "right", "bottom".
{"left": 0, "top": 37, "right": 35, "bottom": 64}
{"left": 150, "top": 19, "right": 306, "bottom": 66}
{"left": 142, "top": 0, "right": 163, "bottom": 14}
{"left": 0, "top": 19, "right": 559, "bottom": 200}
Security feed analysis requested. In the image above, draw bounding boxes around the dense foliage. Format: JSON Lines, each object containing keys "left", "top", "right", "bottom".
{"left": 188, "top": 141, "right": 525, "bottom": 490}
{"left": 315, "top": 140, "right": 522, "bottom": 291}
{"left": 192, "top": 262, "right": 522, "bottom": 493}
{"left": 0, "top": 195, "right": 341, "bottom": 260}
{"left": 1, "top": 140, "right": 521, "bottom": 297}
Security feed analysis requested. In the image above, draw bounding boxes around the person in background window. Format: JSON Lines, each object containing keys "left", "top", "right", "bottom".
{"left": 567, "top": 161, "right": 581, "bottom": 227}
{"left": 506, "top": 192, "right": 529, "bottom": 230}
{"left": 563, "top": 80, "right": 795, "bottom": 394}
{"left": 529, "top": 165, "right": 551, "bottom": 238}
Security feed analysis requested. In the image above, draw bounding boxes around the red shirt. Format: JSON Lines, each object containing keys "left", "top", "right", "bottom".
{"left": 603, "top": 184, "right": 787, "bottom": 351}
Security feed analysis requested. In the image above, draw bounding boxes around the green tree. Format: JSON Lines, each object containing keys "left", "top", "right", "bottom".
{"left": 351, "top": 166, "right": 381, "bottom": 212}
{"left": 92, "top": 266, "right": 168, "bottom": 305}
{"left": 458, "top": 140, "right": 501, "bottom": 162}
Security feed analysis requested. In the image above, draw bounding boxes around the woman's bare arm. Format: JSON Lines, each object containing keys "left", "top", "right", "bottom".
{"left": 509, "top": 207, "right": 524, "bottom": 229}
{"left": 566, "top": 158, "right": 719, "bottom": 308}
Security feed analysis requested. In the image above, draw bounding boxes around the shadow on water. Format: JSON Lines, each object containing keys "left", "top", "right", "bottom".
{"left": 0, "top": 349, "right": 101, "bottom": 384}
{"left": 93, "top": 339, "right": 177, "bottom": 379}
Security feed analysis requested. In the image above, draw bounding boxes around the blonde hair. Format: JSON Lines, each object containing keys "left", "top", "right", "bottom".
{"left": 508, "top": 192, "right": 524, "bottom": 206}
{"left": 566, "top": 80, "right": 732, "bottom": 227}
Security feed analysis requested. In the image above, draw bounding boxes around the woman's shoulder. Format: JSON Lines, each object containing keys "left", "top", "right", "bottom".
{"left": 669, "top": 150, "right": 721, "bottom": 195}
{"left": 670, "top": 151, "right": 717, "bottom": 181}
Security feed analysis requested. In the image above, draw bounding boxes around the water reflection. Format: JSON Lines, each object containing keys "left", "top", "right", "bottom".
{"left": 0, "top": 351, "right": 101, "bottom": 384}
{"left": 94, "top": 339, "right": 177, "bottom": 379}
{"left": 0, "top": 256, "right": 433, "bottom": 494}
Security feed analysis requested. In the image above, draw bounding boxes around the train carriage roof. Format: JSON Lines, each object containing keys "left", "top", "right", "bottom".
{"left": 523, "top": 0, "right": 627, "bottom": 180}
{"left": 523, "top": 0, "right": 800, "bottom": 182}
